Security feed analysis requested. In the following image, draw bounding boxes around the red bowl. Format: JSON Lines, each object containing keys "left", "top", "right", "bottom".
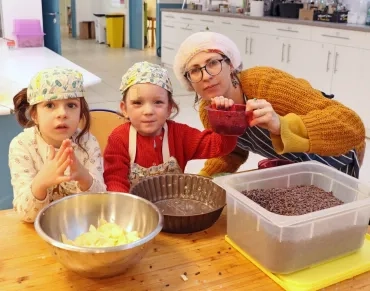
{"left": 206, "top": 104, "right": 253, "bottom": 136}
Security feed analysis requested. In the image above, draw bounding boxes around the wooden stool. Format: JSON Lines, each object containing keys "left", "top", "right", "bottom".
{"left": 147, "top": 17, "right": 156, "bottom": 48}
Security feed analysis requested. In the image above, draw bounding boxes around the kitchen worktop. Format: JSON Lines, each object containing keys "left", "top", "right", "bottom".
{"left": 161, "top": 9, "right": 370, "bottom": 33}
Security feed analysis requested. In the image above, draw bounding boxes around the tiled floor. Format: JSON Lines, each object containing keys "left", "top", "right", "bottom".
{"left": 61, "top": 35, "right": 370, "bottom": 184}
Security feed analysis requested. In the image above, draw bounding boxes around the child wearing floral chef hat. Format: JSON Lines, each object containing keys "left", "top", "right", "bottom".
{"left": 103, "top": 61, "right": 237, "bottom": 192}
{"left": 9, "top": 67, "right": 106, "bottom": 223}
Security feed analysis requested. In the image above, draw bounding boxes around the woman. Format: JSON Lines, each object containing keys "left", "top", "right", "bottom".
{"left": 173, "top": 31, "right": 366, "bottom": 178}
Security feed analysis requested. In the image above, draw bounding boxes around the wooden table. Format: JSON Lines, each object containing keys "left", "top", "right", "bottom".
{"left": 1, "top": 209, "right": 370, "bottom": 290}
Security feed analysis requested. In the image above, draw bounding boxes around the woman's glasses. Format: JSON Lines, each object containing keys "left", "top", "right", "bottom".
{"left": 185, "top": 58, "right": 226, "bottom": 83}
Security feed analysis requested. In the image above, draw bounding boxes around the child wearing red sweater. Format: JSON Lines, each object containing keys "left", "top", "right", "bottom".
{"left": 103, "top": 61, "right": 237, "bottom": 192}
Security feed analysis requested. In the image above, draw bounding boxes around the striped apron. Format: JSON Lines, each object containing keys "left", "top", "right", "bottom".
{"left": 237, "top": 126, "right": 360, "bottom": 178}
{"left": 239, "top": 92, "right": 360, "bottom": 178}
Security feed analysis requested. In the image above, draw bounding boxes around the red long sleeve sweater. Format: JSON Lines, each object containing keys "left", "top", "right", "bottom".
{"left": 103, "top": 120, "right": 237, "bottom": 192}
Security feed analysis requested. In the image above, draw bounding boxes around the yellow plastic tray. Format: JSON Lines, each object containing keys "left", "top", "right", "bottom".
{"left": 225, "top": 234, "right": 370, "bottom": 291}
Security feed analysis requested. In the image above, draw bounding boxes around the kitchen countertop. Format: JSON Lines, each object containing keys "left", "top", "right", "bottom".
{"left": 1, "top": 207, "right": 370, "bottom": 290}
{"left": 161, "top": 9, "right": 370, "bottom": 33}
{"left": 0, "top": 39, "right": 101, "bottom": 116}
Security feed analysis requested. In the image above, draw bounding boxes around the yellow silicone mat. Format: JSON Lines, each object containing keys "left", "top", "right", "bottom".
{"left": 225, "top": 234, "right": 370, "bottom": 291}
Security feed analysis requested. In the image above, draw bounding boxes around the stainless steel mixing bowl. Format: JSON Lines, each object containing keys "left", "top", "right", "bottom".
{"left": 34, "top": 192, "right": 163, "bottom": 278}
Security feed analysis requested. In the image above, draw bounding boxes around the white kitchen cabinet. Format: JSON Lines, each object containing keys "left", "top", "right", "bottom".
{"left": 177, "top": 22, "right": 197, "bottom": 41}
{"left": 161, "top": 21, "right": 178, "bottom": 44}
{"left": 330, "top": 46, "right": 370, "bottom": 128}
{"left": 330, "top": 45, "right": 363, "bottom": 104}
{"left": 161, "top": 43, "right": 178, "bottom": 66}
{"left": 234, "top": 31, "right": 281, "bottom": 70}
{"left": 354, "top": 49, "right": 370, "bottom": 131}
{"left": 196, "top": 23, "right": 220, "bottom": 33}
{"left": 219, "top": 20, "right": 240, "bottom": 46}
{"left": 282, "top": 38, "right": 335, "bottom": 94}
{"left": 249, "top": 34, "right": 282, "bottom": 69}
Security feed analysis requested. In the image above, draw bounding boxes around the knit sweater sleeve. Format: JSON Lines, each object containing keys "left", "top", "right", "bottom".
{"left": 240, "top": 67, "right": 365, "bottom": 156}
{"left": 103, "top": 125, "right": 130, "bottom": 193}
{"left": 197, "top": 100, "right": 249, "bottom": 177}
{"left": 172, "top": 120, "right": 237, "bottom": 161}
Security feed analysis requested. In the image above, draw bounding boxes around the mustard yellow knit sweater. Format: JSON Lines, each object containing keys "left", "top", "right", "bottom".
{"left": 198, "top": 67, "right": 366, "bottom": 177}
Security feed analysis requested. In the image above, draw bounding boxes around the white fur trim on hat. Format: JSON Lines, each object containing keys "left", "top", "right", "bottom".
{"left": 173, "top": 31, "right": 242, "bottom": 92}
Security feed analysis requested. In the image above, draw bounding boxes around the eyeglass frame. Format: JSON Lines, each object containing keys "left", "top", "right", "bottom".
{"left": 184, "top": 58, "right": 228, "bottom": 83}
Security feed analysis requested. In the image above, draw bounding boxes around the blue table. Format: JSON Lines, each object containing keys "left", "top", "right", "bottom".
{"left": 0, "top": 114, "right": 22, "bottom": 210}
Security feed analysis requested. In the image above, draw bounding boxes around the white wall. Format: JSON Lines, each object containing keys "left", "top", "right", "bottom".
{"left": 1, "top": 0, "right": 43, "bottom": 39}
{"left": 75, "top": 0, "right": 94, "bottom": 37}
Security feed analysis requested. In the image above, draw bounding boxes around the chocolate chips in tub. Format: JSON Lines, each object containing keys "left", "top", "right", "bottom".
{"left": 242, "top": 185, "right": 344, "bottom": 216}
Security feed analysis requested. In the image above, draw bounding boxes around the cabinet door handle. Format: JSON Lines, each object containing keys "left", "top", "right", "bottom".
{"left": 180, "top": 27, "right": 192, "bottom": 31}
{"left": 222, "top": 21, "right": 231, "bottom": 24}
{"left": 277, "top": 28, "right": 299, "bottom": 33}
{"left": 201, "top": 19, "right": 214, "bottom": 23}
{"left": 321, "top": 34, "right": 350, "bottom": 40}
{"left": 163, "top": 46, "right": 174, "bottom": 51}
{"left": 242, "top": 24, "right": 259, "bottom": 28}
{"left": 164, "top": 15, "right": 175, "bottom": 19}
{"left": 164, "top": 25, "right": 174, "bottom": 28}
{"left": 326, "top": 51, "right": 331, "bottom": 72}
{"left": 334, "top": 52, "right": 339, "bottom": 73}
{"left": 281, "top": 43, "right": 285, "bottom": 62}
{"left": 287, "top": 44, "right": 291, "bottom": 63}
{"left": 181, "top": 17, "right": 193, "bottom": 20}
{"left": 245, "top": 37, "right": 249, "bottom": 54}
{"left": 250, "top": 38, "right": 253, "bottom": 55}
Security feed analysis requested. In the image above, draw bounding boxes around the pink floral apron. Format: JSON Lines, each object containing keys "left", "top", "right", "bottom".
{"left": 128, "top": 122, "right": 182, "bottom": 189}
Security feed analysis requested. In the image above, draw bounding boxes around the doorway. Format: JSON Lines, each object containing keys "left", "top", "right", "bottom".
{"left": 41, "top": 0, "right": 76, "bottom": 55}
{"left": 59, "top": 0, "right": 73, "bottom": 37}
{"left": 146, "top": 0, "right": 156, "bottom": 50}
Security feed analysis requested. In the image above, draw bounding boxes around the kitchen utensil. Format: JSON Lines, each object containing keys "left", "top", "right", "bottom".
{"left": 206, "top": 104, "right": 252, "bottom": 136}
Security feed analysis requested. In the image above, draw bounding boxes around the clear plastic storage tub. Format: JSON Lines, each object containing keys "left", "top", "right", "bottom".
{"left": 13, "top": 19, "right": 44, "bottom": 48}
{"left": 213, "top": 161, "right": 370, "bottom": 274}
{"left": 15, "top": 35, "right": 44, "bottom": 48}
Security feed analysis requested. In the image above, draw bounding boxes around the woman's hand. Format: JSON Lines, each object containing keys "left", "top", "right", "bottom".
{"left": 246, "top": 98, "right": 281, "bottom": 135}
{"left": 70, "top": 150, "right": 93, "bottom": 191}
{"left": 31, "top": 139, "right": 72, "bottom": 200}
{"left": 211, "top": 96, "right": 235, "bottom": 110}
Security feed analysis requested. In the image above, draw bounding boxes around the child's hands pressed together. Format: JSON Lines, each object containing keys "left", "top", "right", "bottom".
{"left": 31, "top": 139, "right": 73, "bottom": 200}
{"left": 211, "top": 96, "right": 235, "bottom": 110}
{"left": 69, "top": 150, "right": 93, "bottom": 191}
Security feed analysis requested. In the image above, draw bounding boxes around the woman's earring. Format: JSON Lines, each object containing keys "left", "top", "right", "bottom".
{"left": 231, "top": 74, "right": 239, "bottom": 88}
{"left": 194, "top": 94, "right": 199, "bottom": 104}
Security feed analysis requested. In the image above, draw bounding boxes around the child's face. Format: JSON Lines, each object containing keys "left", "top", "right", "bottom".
{"left": 121, "top": 84, "right": 172, "bottom": 136}
{"left": 32, "top": 98, "right": 81, "bottom": 147}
